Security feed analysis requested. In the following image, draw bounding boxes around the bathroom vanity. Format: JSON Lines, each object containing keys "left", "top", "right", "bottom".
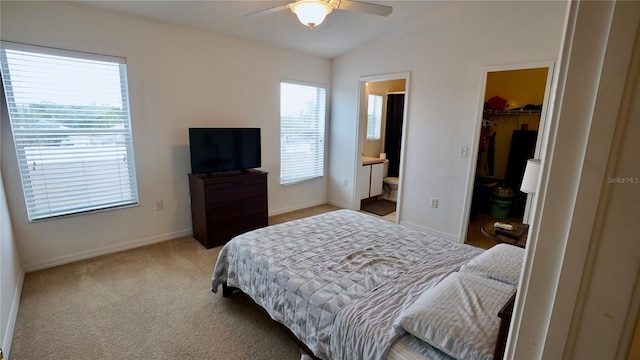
{"left": 360, "top": 157, "right": 385, "bottom": 200}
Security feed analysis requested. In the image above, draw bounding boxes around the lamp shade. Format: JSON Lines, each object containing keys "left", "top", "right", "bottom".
{"left": 290, "top": 0, "right": 332, "bottom": 28}
{"left": 520, "top": 159, "right": 541, "bottom": 194}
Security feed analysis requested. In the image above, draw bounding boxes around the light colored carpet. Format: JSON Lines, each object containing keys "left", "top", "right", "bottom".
{"left": 11, "top": 239, "right": 311, "bottom": 359}
{"left": 11, "top": 204, "right": 341, "bottom": 360}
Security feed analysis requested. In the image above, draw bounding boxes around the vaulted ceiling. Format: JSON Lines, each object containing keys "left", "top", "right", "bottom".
{"left": 78, "top": 1, "right": 442, "bottom": 58}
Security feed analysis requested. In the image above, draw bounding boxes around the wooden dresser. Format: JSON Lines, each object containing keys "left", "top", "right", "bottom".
{"left": 188, "top": 170, "right": 268, "bottom": 248}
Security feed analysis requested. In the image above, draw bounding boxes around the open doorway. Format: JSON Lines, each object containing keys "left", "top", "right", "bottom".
{"left": 465, "top": 63, "right": 554, "bottom": 249}
{"left": 355, "top": 73, "right": 410, "bottom": 223}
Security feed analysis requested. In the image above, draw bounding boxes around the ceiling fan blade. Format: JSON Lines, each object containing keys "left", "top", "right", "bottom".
{"left": 245, "top": 3, "right": 291, "bottom": 18}
{"left": 336, "top": 0, "right": 392, "bottom": 17}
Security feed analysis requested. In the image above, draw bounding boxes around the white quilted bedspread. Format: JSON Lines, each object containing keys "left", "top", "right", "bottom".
{"left": 211, "top": 209, "right": 481, "bottom": 360}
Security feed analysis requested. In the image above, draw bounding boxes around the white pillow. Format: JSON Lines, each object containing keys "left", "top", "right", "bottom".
{"left": 459, "top": 243, "right": 524, "bottom": 286}
{"left": 399, "top": 272, "right": 515, "bottom": 360}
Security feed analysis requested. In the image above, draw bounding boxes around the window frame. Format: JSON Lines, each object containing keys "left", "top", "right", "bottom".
{"left": 366, "top": 93, "right": 384, "bottom": 141}
{"left": 279, "top": 80, "right": 327, "bottom": 185}
{"left": 0, "top": 41, "right": 139, "bottom": 222}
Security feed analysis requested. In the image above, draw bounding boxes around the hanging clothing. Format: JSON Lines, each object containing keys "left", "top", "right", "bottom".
{"left": 477, "top": 119, "right": 496, "bottom": 176}
{"left": 479, "top": 125, "right": 488, "bottom": 151}
{"left": 487, "top": 132, "right": 496, "bottom": 176}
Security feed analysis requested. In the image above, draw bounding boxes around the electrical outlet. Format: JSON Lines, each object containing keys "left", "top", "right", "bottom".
{"left": 155, "top": 200, "right": 163, "bottom": 211}
{"left": 342, "top": 178, "right": 348, "bottom": 187}
{"left": 431, "top": 198, "right": 439, "bottom": 208}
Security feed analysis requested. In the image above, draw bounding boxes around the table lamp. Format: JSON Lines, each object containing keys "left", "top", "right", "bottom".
{"left": 520, "top": 159, "right": 541, "bottom": 194}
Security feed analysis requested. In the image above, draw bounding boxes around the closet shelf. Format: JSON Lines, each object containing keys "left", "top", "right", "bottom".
{"left": 483, "top": 109, "right": 541, "bottom": 116}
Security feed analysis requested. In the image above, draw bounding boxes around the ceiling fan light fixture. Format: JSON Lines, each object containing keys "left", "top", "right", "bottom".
{"left": 290, "top": 0, "right": 333, "bottom": 28}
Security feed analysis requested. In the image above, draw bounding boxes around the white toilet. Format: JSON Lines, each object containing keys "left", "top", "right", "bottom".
{"left": 382, "top": 159, "right": 399, "bottom": 202}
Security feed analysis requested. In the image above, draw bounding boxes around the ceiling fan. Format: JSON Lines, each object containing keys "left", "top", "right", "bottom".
{"left": 247, "top": 0, "right": 393, "bottom": 28}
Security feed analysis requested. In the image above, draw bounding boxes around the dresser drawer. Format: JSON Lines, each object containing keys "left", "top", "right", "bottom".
{"left": 207, "top": 213, "right": 267, "bottom": 244}
{"left": 208, "top": 212, "right": 266, "bottom": 230}
{"left": 207, "top": 196, "right": 266, "bottom": 217}
{"left": 189, "top": 171, "right": 268, "bottom": 249}
{"left": 205, "top": 174, "right": 263, "bottom": 187}
{"left": 205, "top": 182, "right": 265, "bottom": 204}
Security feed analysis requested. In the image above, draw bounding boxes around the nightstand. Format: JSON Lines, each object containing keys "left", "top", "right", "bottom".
{"left": 481, "top": 222, "right": 528, "bottom": 248}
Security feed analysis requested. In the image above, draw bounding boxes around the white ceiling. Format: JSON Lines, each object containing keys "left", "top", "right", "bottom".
{"left": 78, "top": 1, "right": 442, "bottom": 58}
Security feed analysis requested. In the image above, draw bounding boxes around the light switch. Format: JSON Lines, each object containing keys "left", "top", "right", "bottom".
{"left": 459, "top": 146, "right": 469, "bottom": 158}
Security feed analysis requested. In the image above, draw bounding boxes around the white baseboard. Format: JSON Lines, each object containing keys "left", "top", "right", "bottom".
{"left": 398, "top": 220, "right": 459, "bottom": 242}
{"left": 269, "top": 200, "right": 329, "bottom": 217}
{"left": 2, "top": 267, "right": 24, "bottom": 360}
{"left": 327, "top": 199, "right": 353, "bottom": 210}
{"left": 22, "top": 228, "right": 193, "bottom": 272}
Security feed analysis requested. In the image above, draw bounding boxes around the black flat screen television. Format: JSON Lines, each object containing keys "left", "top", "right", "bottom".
{"left": 188, "top": 128, "right": 261, "bottom": 174}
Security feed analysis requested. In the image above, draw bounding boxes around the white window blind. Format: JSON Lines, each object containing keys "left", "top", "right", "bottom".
{"left": 0, "top": 42, "right": 139, "bottom": 221}
{"left": 280, "top": 81, "right": 326, "bottom": 185}
{"left": 366, "top": 94, "right": 383, "bottom": 140}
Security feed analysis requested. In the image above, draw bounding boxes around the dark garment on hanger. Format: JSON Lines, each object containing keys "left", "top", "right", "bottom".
{"left": 523, "top": 104, "right": 543, "bottom": 111}
{"left": 487, "top": 132, "right": 496, "bottom": 176}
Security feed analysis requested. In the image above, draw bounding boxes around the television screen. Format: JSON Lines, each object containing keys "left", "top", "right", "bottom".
{"left": 189, "top": 128, "right": 261, "bottom": 174}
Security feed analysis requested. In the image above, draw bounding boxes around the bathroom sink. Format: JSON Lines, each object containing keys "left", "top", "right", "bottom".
{"left": 362, "top": 156, "right": 385, "bottom": 165}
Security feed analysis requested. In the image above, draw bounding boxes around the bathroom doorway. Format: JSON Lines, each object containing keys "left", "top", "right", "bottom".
{"left": 463, "top": 62, "right": 554, "bottom": 247}
{"left": 355, "top": 73, "right": 410, "bottom": 223}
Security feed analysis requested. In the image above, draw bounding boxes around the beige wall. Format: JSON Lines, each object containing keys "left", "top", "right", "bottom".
{"left": 628, "top": 315, "right": 640, "bottom": 359}
{"left": 0, "top": 171, "right": 23, "bottom": 359}
{"left": 485, "top": 68, "right": 549, "bottom": 105}
{"left": 0, "top": 1, "right": 331, "bottom": 270}
{"left": 1, "top": 89, "right": 24, "bottom": 359}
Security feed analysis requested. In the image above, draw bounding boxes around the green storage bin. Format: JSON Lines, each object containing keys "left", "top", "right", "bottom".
{"left": 490, "top": 187, "right": 513, "bottom": 219}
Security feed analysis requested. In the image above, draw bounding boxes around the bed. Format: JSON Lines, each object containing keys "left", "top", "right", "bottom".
{"left": 211, "top": 209, "right": 524, "bottom": 360}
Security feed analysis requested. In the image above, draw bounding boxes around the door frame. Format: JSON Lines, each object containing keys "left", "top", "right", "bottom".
{"left": 460, "top": 61, "right": 555, "bottom": 240}
{"left": 353, "top": 72, "right": 410, "bottom": 222}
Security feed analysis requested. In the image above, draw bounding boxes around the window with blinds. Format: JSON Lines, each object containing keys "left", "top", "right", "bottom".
{"left": 366, "top": 94, "right": 383, "bottom": 140}
{"left": 0, "top": 42, "right": 139, "bottom": 222}
{"left": 280, "top": 81, "right": 326, "bottom": 185}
